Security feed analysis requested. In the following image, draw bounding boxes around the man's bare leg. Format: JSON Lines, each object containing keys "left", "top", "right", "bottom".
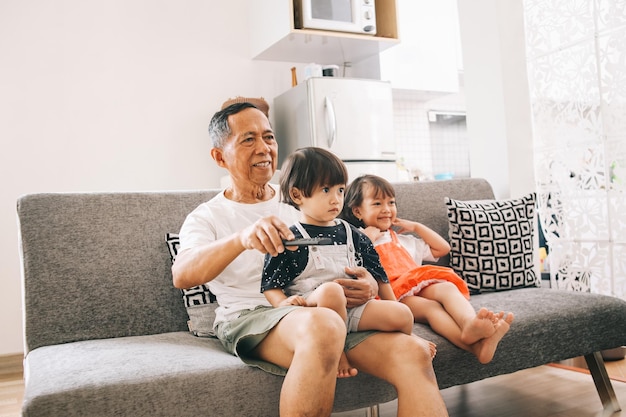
{"left": 252, "top": 307, "right": 346, "bottom": 417}
{"left": 346, "top": 332, "right": 449, "bottom": 417}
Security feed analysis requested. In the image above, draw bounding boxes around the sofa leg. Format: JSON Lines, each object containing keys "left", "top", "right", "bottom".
{"left": 365, "top": 404, "right": 379, "bottom": 417}
{"left": 584, "top": 351, "right": 621, "bottom": 412}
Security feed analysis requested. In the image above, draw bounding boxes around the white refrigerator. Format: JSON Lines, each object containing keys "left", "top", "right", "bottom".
{"left": 273, "top": 77, "right": 398, "bottom": 182}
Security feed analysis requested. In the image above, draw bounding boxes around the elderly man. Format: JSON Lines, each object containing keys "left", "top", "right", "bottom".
{"left": 172, "top": 101, "right": 448, "bottom": 417}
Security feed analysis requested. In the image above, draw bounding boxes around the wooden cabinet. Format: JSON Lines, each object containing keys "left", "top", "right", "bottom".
{"left": 379, "top": 0, "right": 461, "bottom": 92}
{"left": 247, "top": 0, "right": 398, "bottom": 64}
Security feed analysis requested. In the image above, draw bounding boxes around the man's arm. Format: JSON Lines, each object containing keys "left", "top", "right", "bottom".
{"left": 172, "top": 215, "right": 295, "bottom": 289}
{"left": 172, "top": 234, "right": 244, "bottom": 289}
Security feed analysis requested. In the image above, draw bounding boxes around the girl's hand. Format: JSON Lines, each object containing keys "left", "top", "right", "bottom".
{"left": 393, "top": 218, "right": 451, "bottom": 257}
{"left": 279, "top": 295, "right": 307, "bottom": 307}
{"left": 392, "top": 218, "right": 415, "bottom": 234}
{"left": 362, "top": 226, "right": 383, "bottom": 243}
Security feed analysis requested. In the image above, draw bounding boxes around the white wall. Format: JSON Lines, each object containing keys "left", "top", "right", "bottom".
{"left": 0, "top": 0, "right": 299, "bottom": 355}
{"left": 457, "top": 0, "right": 535, "bottom": 199}
{"left": 0, "top": 0, "right": 536, "bottom": 356}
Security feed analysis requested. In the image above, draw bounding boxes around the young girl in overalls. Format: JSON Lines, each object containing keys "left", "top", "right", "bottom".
{"left": 341, "top": 174, "right": 515, "bottom": 364}
{"left": 261, "top": 148, "right": 421, "bottom": 378}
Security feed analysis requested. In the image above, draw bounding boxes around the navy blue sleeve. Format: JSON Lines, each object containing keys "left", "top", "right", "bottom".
{"left": 351, "top": 226, "right": 389, "bottom": 283}
{"left": 261, "top": 228, "right": 308, "bottom": 292}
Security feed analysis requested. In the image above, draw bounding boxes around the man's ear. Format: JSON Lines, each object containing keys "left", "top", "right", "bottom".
{"left": 211, "top": 148, "right": 226, "bottom": 168}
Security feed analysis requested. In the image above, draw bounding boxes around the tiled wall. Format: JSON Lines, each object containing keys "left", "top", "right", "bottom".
{"left": 392, "top": 88, "right": 468, "bottom": 181}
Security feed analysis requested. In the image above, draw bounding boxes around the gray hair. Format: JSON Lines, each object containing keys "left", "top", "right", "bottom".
{"left": 208, "top": 102, "right": 260, "bottom": 148}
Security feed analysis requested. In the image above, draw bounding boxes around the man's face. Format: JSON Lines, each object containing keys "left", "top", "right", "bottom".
{"left": 215, "top": 107, "right": 278, "bottom": 187}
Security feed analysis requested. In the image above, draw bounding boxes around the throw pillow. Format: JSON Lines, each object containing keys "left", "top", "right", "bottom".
{"left": 166, "top": 233, "right": 216, "bottom": 306}
{"left": 166, "top": 233, "right": 216, "bottom": 337}
{"left": 445, "top": 193, "right": 539, "bottom": 293}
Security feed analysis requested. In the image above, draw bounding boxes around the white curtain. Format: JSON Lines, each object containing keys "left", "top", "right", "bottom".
{"left": 523, "top": 0, "right": 626, "bottom": 299}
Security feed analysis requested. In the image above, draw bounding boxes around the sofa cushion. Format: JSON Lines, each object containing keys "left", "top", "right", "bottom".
{"left": 418, "top": 287, "right": 626, "bottom": 389}
{"left": 445, "top": 193, "right": 539, "bottom": 293}
{"left": 166, "top": 233, "right": 217, "bottom": 337}
{"left": 22, "top": 331, "right": 398, "bottom": 416}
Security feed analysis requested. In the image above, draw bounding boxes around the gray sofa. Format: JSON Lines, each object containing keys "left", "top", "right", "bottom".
{"left": 17, "top": 178, "right": 626, "bottom": 416}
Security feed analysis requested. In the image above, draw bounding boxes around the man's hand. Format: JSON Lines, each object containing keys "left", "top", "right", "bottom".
{"left": 335, "top": 266, "right": 378, "bottom": 308}
{"left": 239, "top": 215, "right": 295, "bottom": 257}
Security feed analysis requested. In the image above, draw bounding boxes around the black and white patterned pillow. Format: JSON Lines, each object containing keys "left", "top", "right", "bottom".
{"left": 445, "top": 193, "right": 539, "bottom": 293}
{"left": 166, "top": 233, "right": 216, "bottom": 307}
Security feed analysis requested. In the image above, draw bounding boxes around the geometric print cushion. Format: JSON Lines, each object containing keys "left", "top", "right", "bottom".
{"left": 444, "top": 193, "right": 540, "bottom": 294}
{"left": 165, "top": 232, "right": 216, "bottom": 307}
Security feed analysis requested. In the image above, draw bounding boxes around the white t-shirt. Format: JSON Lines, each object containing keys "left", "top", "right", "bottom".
{"left": 178, "top": 184, "right": 300, "bottom": 325}
{"left": 371, "top": 230, "right": 437, "bottom": 265}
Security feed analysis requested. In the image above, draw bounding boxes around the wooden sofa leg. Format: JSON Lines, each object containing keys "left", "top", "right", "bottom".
{"left": 584, "top": 351, "right": 621, "bottom": 412}
{"left": 365, "top": 404, "right": 380, "bottom": 417}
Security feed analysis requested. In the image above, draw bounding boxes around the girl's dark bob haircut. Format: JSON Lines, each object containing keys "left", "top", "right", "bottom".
{"left": 280, "top": 147, "right": 348, "bottom": 209}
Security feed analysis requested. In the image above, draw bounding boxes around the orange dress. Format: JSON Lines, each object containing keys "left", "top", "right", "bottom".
{"left": 374, "top": 230, "right": 470, "bottom": 301}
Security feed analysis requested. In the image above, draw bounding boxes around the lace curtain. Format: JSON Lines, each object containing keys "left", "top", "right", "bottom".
{"left": 523, "top": 0, "right": 626, "bottom": 299}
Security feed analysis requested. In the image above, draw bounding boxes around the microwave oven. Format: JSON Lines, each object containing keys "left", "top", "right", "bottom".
{"left": 294, "top": 0, "right": 377, "bottom": 35}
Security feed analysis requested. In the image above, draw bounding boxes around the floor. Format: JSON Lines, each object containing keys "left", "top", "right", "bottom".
{"left": 333, "top": 357, "right": 626, "bottom": 417}
{"left": 2, "top": 354, "right": 625, "bottom": 417}
{"left": 0, "top": 354, "right": 23, "bottom": 417}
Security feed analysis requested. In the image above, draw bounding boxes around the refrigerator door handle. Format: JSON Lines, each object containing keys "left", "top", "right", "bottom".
{"left": 324, "top": 96, "right": 337, "bottom": 148}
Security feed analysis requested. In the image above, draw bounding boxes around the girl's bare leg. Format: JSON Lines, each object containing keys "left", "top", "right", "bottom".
{"left": 355, "top": 299, "right": 414, "bottom": 335}
{"left": 306, "top": 282, "right": 348, "bottom": 321}
{"left": 402, "top": 296, "right": 471, "bottom": 350}
{"left": 403, "top": 294, "right": 514, "bottom": 363}
{"left": 307, "top": 282, "right": 358, "bottom": 377}
{"left": 419, "top": 282, "right": 497, "bottom": 344}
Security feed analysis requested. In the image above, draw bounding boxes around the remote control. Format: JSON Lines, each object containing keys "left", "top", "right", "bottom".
{"left": 282, "top": 237, "right": 333, "bottom": 246}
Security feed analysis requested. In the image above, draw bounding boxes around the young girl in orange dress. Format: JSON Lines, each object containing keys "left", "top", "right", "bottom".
{"left": 341, "top": 174, "right": 514, "bottom": 364}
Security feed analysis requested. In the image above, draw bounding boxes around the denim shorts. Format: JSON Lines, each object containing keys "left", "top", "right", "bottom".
{"left": 215, "top": 305, "right": 377, "bottom": 376}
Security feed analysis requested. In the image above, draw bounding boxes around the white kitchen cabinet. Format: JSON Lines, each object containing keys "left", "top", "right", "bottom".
{"left": 247, "top": 0, "right": 399, "bottom": 64}
{"left": 379, "top": 0, "right": 461, "bottom": 92}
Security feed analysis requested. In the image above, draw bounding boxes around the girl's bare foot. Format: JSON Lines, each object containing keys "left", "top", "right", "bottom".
{"left": 460, "top": 307, "right": 498, "bottom": 345}
{"left": 337, "top": 352, "right": 358, "bottom": 378}
{"left": 427, "top": 340, "right": 437, "bottom": 359}
{"left": 473, "top": 312, "right": 515, "bottom": 364}
{"left": 492, "top": 310, "right": 505, "bottom": 323}
{"left": 412, "top": 335, "right": 437, "bottom": 360}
